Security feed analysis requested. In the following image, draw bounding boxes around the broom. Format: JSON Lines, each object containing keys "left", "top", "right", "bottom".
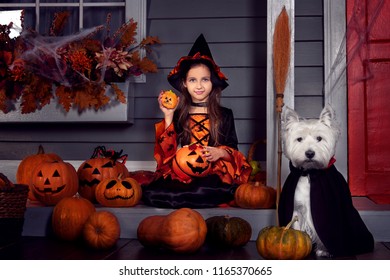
{"left": 273, "top": 7, "right": 290, "bottom": 226}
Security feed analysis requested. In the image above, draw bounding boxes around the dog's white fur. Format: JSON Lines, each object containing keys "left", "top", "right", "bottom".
{"left": 281, "top": 105, "right": 340, "bottom": 257}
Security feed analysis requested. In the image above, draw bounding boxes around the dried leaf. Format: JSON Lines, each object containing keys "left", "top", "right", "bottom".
{"left": 56, "top": 85, "right": 73, "bottom": 112}
{"left": 50, "top": 11, "right": 71, "bottom": 36}
{"left": 111, "top": 83, "right": 127, "bottom": 104}
{"left": 116, "top": 20, "right": 137, "bottom": 49}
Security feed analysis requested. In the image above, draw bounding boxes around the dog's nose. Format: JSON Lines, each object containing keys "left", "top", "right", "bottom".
{"left": 305, "top": 150, "right": 315, "bottom": 159}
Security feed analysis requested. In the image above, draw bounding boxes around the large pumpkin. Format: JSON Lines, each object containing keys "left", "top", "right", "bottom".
{"left": 52, "top": 196, "right": 96, "bottom": 241}
{"left": 77, "top": 146, "right": 129, "bottom": 202}
{"left": 206, "top": 216, "right": 252, "bottom": 248}
{"left": 83, "top": 211, "right": 121, "bottom": 250}
{"left": 172, "top": 143, "right": 211, "bottom": 181}
{"left": 256, "top": 216, "right": 312, "bottom": 260}
{"left": 16, "top": 145, "right": 62, "bottom": 201}
{"left": 137, "top": 208, "right": 207, "bottom": 253}
{"left": 31, "top": 161, "right": 79, "bottom": 205}
{"left": 234, "top": 181, "right": 276, "bottom": 209}
{"left": 95, "top": 174, "right": 142, "bottom": 207}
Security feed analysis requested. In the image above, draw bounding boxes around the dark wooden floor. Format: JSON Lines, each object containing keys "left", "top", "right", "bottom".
{"left": 1, "top": 237, "right": 389, "bottom": 260}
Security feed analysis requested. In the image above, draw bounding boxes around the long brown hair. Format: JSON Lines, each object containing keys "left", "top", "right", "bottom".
{"left": 176, "top": 62, "right": 223, "bottom": 146}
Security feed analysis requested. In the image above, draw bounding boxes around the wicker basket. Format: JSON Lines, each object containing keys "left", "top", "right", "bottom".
{"left": 0, "top": 173, "right": 29, "bottom": 246}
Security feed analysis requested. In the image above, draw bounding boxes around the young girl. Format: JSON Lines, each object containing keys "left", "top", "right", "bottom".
{"left": 142, "top": 34, "right": 251, "bottom": 208}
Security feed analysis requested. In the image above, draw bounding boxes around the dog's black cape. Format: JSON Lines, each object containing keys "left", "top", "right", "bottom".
{"left": 278, "top": 162, "right": 374, "bottom": 257}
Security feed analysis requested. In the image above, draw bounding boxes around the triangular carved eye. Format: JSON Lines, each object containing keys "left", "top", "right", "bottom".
{"left": 102, "top": 161, "right": 113, "bottom": 168}
{"left": 53, "top": 170, "right": 61, "bottom": 177}
{"left": 37, "top": 171, "right": 43, "bottom": 177}
{"left": 188, "top": 151, "right": 197, "bottom": 156}
{"left": 83, "top": 163, "right": 93, "bottom": 169}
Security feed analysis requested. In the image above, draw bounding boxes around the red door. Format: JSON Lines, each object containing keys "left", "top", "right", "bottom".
{"left": 347, "top": 0, "right": 390, "bottom": 203}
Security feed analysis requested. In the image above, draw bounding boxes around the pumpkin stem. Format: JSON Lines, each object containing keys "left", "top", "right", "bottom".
{"left": 118, "top": 173, "right": 123, "bottom": 180}
{"left": 285, "top": 215, "right": 298, "bottom": 230}
{"left": 37, "top": 145, "right": 45, "bottom": 155}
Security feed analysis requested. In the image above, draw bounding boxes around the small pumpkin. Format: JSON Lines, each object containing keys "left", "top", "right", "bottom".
{"left": 256, "top": 216, "right": 312, "bottom": 260}
{"left": 77, "top": 146, "right": 129, "bottom": 202}
{"left": 206, "top": 216, "right": 252, "bottom": 248}
{"left": 83, "top": 211, "right": 121, "bottom": 250}
{"left": 52, "top": 196, "right": 96, "bottom": 241}
{"left": 95, "top": 174, "right": 142, "bottom": 207}
{"left": 31, "top": 160, "right": 79, "bottom": 205}
{"left": 137, "top": 208, "right": 207, "bottom": 253}
{"left": 161, "top": 90, "right": 178, "bottom": 109}
{"left": 234, "top": 181, "right": 276, "bottom": 209}
{"left": 172, "top": 143, "right": 211, "bottom": 181}
{"left": 16, "top": 145, "right": 62, "bottom": 201}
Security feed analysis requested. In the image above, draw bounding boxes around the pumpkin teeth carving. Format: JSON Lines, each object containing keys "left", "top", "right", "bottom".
{"left": 40, "top": 185, "right": 66, "bottom": 193}
{"left": 79, "top": 178, "right": 101, "bottom": 187}
{"left": 186, "top": 162, "right": 209, "bottom": 175}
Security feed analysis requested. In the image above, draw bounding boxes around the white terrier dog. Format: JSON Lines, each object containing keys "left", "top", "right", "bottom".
{"left": 278, "top": 105, "right": 374, "bottom": 258}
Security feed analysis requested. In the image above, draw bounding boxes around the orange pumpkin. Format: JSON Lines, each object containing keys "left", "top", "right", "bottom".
{"left": 234, "top": 181, "right": 276, "bottom": 209}
{"left": 77, "top": 146, "right": 129, "bottom": 202}
{"left": 137, "top": 208, "right": 207, "bottom": 253}
{"left": 83, "top": 211, "right": 121, "bottom": 250}
{"left": 95, "top": 174, "right": 142, "bottom": 207}
{"left": 172, "top": 143, "right": 211, "bottom": 181}
{"left": 31, "top": 161, "right": 79, "bottom": 205}
{"left": 256, "top": 216, "right": 312, "bottom": 260}
{"left": 52, "top": 196, "right": 96, "bottom": 241}
{"left": 16, "top": 145, "right": 62, "bottom": 201}
{"left": 161, "top": 90, "right": 178, "bottom": 109}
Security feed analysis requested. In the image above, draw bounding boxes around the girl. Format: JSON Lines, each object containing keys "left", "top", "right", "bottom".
{"left": 142, "top": 34, "right": 251, "bottom": 208}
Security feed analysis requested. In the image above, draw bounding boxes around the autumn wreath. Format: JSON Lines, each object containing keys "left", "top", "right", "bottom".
{"left": 0, "top": 11, "right": 159, "bottom": 114}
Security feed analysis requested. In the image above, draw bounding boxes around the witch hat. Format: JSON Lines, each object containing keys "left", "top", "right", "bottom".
{"left": 167, "top": 34, "right": 228, "bottom": 91}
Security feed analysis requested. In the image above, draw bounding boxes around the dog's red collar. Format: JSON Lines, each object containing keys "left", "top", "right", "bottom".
{"left": 328, "top": 157, "right": 336, "bottom": 168}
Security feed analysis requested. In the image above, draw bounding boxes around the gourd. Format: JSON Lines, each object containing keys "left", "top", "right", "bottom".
{"left": 83, "top": 211, "right": 121, "bottom": 250}
{"left": 161, "top": 90, "right": 178, "bottom": 109}
{"left": 172, "top": 143, "right": 211, "bottom": 182}
{"left": 31, "top": 160, "right": 79, "bottom": 205}
{"left": 234, "top": 181, "right": 276, "bottom": 209}
{"left": 137, "top": 208, "right": 207, "bottom": 253}
{"left": 206, "top": 216, "right": 252, "bottom": 247}
{"left": 95, "top": 174, "right": 142, "bottom": 207}
{"left": 256, "top": 216, "right": 312, "bottom": 260}
{"left": 51, "top": 196, "right": 96, "bottom": 241}
{"left": 16, "top": 145, "right": 62, "bottom": 201}
{"left": 77, "top": 146, "right": 129, "bottom": 202}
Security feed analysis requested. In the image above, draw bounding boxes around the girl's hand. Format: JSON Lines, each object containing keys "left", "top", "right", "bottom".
{"left": 202, "top": 146, "right": 229, "bottom": 162}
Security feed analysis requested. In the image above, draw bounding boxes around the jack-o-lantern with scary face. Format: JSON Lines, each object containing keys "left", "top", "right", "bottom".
{"left": 172, "top": 143, "right": 211, "bottom": 181}
{"left": 77, "top": 146, "right": 129, "bottom": 203}
{"left": 31, "top": 161, "right": 79, "bottom": 205}
{"left": 95, "top": 175, "right": 142, "bottom": 207}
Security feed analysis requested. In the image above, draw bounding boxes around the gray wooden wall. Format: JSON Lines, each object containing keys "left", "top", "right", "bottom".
{"left": 0, "top": 0, "right": 323, "bottom": 163}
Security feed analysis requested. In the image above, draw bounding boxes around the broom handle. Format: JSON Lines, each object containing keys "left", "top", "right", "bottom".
{"left": 276, "top": 110, "right": 282, "bottom": 226}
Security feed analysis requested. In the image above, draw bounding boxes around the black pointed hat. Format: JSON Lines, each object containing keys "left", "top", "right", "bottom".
{"left": 167, "top": 34, "right": 228, "bottom": 91}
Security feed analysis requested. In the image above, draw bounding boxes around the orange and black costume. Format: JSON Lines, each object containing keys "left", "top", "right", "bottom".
{"left": 142, "top": 108, "right": 251, "bottom": 208}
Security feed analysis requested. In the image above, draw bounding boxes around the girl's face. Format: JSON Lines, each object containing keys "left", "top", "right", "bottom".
{"left": 183, "top": 64, "right": 212, "bottom": 103}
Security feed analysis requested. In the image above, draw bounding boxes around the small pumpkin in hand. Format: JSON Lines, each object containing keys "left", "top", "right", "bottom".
{"left": 161, "top": 90, "right": 178, "bottom": 109}
{"left": 137, "top": 208, "right": 207, "bottom": 253}
{"left": 256, "top": 216, "right": 312, "bottom": 260}
{"left": 31, "top": 160, "right": 79, "bottom": 205}
{"left": 52, "top": 196, "right": 96, "bottom": 241}
{"left": 95, "top": 174, "right": 142, "bottom": 207}
{"left": 83, "top": 211, "right": 121, "bottom": 250}
{"left": 206, "top": 216, "right": 252, "bottom": 248}
{"left": 172, "top": 143, "right": 211, "bottom": 182}
{"left": 16, "top": 145, "right": 62, "bottom": 201}
{"left": 234, "top": 181, "right": 276, "bottom": 209}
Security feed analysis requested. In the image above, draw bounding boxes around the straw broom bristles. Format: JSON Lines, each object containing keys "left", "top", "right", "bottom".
{"left": 273, "top": 6, "right": 290, "bottom": 226}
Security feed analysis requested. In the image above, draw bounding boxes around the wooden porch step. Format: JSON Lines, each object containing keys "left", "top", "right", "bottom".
{"left": 23, "top": 197, "right": 390, "bottom": 242}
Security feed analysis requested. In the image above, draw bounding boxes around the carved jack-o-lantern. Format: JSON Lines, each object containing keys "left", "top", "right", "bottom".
{"left": 95, "top": 175, "right": 142, "bottom": 207}
{"left": 77, "top": 146, "right": 129, "bottom": 202}
{"left": 31, "top": 161, "right": 79, "bottom": 205}
{"left": 161, "top": 90, "right": 178, "bottom": 109}
{"left": 172, "top": 143, "right": 211, "bottom": 181}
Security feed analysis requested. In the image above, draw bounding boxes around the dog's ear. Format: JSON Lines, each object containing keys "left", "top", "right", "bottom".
{"left": 282, "top": 106, "right": 300, "bottom": 130}
{"left": 319, "top": 105, "right": 336, "bottom": 127}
